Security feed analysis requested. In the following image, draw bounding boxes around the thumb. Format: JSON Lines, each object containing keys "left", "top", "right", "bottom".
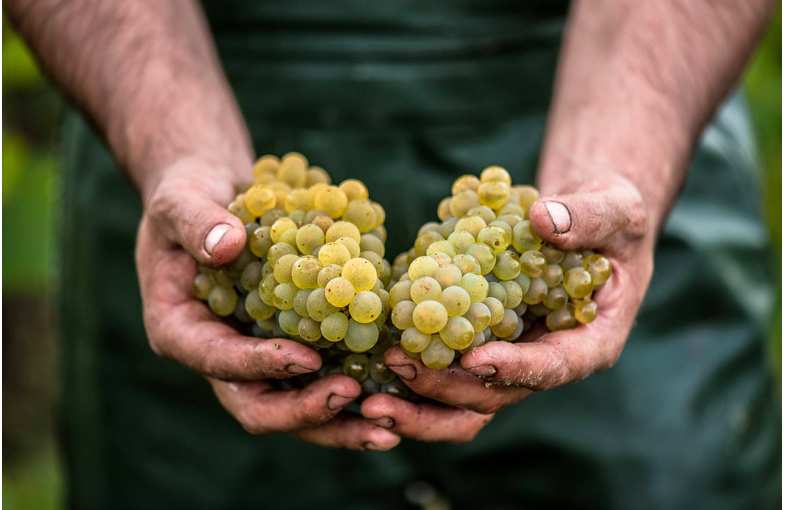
{"left": 528, "top": 184, "right": 647, "bottom": 250}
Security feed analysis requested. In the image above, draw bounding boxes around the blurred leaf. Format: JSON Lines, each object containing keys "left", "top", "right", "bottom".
{"left": 2, "top": 31, "right": 43, "bottom": 89}
{"left": 2, "top": 445, "right": 63, "bottom": 510}
{"left": 3, "top": 134, "right": 29, "bottom": 201}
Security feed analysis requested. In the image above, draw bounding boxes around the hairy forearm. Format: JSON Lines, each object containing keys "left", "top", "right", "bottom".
{"left": 539, "top": 0, "right": 774, "bottom": 230}
{"left": 6, "top": 0, "right": 252, "bottom": 203}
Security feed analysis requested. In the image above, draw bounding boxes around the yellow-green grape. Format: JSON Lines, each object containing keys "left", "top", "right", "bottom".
{"left": 293, "top": 289, "right": 311, "bottom": 317}
{"left": 298, "top": 317, "right": 322, "bottom": 342}
{"left": 478, "top": 226, "right": 510, "bottom": 254}
{"left": 317, "top": 242, "right": 349, "bottom": 267}
{"left": 193, "top": 273, "right": 213, "bottom": 300}
{"left": 437, "top": 197, "right": 452, "bottom": 221}
{"left": 284, "top": 188, "right": 313, "bottom": 213}
{"left": 324, "top": 277, "right": 356, "bottom": 307}
{"left": 498, "top": 202, "right": 525, "bottom": 218}
{"left": 483, "top": 296, "right": 505, "bottom": 326}
{"left": 314, "top": 185, "right": 349, "bottom": 219}
{"left": 342, "top": 257, "right": 377, "bottom": 291}
{"left": 317, "top": 264, "right": 342, "bottom": 287}
{"left": 544, "top": 286, "right": 569, "bottom": 310}
{"left": 573, "top": 299, "right": 598, "bottom": 324}
{"left": 408, "top": 256, "right": 439, "bottom": 280}
{"left": 336, "top": 236, "right": 361, "bottom": 258}
{"left": 515, "top": 273, "right": 531, "bottom": 294}
{"left": 541, "top": 245, "right": 564, "bottom": 264}
{"left": 325, "top": 220, "right": 361, "bottom": 244}
{"left": 520, "top": 250, "right": 546, "bottom": 278}
{"left": 583, "top": 254, "right": 612, "bottom": 286}
{"left": 420, "top": 336, "right": 455, "bottom": 369}
{"left": 310, "top": 214, "right": 334, "bottom": 234}
{"left": 478, "top": 181, "right": 510, "bottom": 210}
{"left": 369, "top": 354, "right": 396, "bottom": 384}
{"left": 491, "top": 309, "right": 519, "bottom": 338}
{"left": 349, "top": 291, "right": 382, "bottom": 323}
{"left": 414, "top": 230, "right": 444, "bottom": 256}
{"left": 345, "top": 321, "right": 379, "bottom": 352}
{"left": 343, "top": 200, "right": 377, "bottom": 233}
{"left": 389, "top": 280, "right": 412, "bottom": 307}
{"left": 392, "top": 300, "right": 416, "bottom": 330}
{"left": 244, "top": 185, "right": 277, "bottom": 216}
{"left": 439, "top": 316, "right": 475, "bottom": 350}
{"left": 488, "top": 281, "right": 507, "bottom": 303}
{"left": 228, "top": 197, "right": 255, "bottom": 224}
{"left": 321, "top": 312, "right": 349, "bottom": 342}
{"left": 360, "top": 234, "right": 385, "bottom": 257}
{"left": 452, "top": 174, "right": 481, "bottom": 195}
{"left": 239, "top": 261, "right": 262, "bottom": 292}
{"left": 412, "top": 300, "right": 449, "bottom": 334}
{"left": 438, "top": 217, "right": 458, "bottom": 238}
{"left": 211, "top": 269, "right": 233, "bottom": 288}
{"left": 466, "top": 205, "right": 496, "bottom": 224}
{"left": 546, "top": 305, "right": 577, "bottom": 331}
{"left": 273, "top": 282, "right": 297, "bottom": 310}
{"left": 488, "top": 219, "right": 513, "bottom": 236}
{"left": 561, "top": 251, "right": 583, "bottom": 270}
{"left": 542, "top": 264, "right": 564, "bottom": 288}
{"left": 270, "top": 217, "right": 298, "bottom": 244}
{"left": 514, "top": 185, "right": 539, "bottom": 213}
{"left": 410, "top": 276, "right": 442, "bottom": 304}
{"left": 278, "top": 228, "right": 298, "bottom": 247}
{"left": 564, "top": 267, "right": 593, "bottom": 299}
{"left": 369, "top": 225, "right": 387, "bottom": 242}
{"left": 291, "top": 256, "right": 320, "bottom": 289}
{"left": 493, "top": 251, "right": 521, "bottom": 280}
{"left": 460, "top": 273, "right": 489, "bottom": 303}
{"left": 370, "top": 202, "right": 386, "bottom": 228}
{"left": 295, "top": 224, "right": 324, "bottom": 255}
{"left": 337, "top": 178, "right": 368, "bottom": 202}
{"left": 433, "top": 264, "right": 462, "bottom": 288}
{"left": 465, "top": 243, "right": 495, "bottom": 274}
{"left": 449, "top": 190, "right": 481, "bottom": 217}
{"left": 401, "top": 328, "right": 432, "bottom": 353}
{"left": 501, "top": 281, "right": 523, "bottom": 308}
{"left": 523, "top": 277, "right": 548, "bottom": 305}
{"left": 249, "top": 226, "right": 273, "bottom": 258}
{"left": 208, "top": 286, "right": 237, "bottom": 317}
{"left": 253, "top": 154, "right": 279, "bottom": 178}
{"left": 453, "top": 254, "right": 481, "bottom": 274}
{"left": 305, "top": 288, "right": 338, "bottom": 321}
{"left": 455, "top": 216, "right": 487, "bottom": 237}
{"left": 360, "top": 251, "right": 385, "bottom": 279}
{"left": 260, "top": 208, "right": 285, "bottom": 227}
{"left": 447, "top": 231, "right": 475, "bottom": 253}
{"left": 277, "top": 152, "right": 308, "bottom": 188}
{"left": 480, "top": 165, "right": 512, "bottom": 186}
{"left": 258, "top": 273, "right": 277, "bottom": 305}
{"left": 306, "top": 166, "right": 331, "bottom": 186}
{"left": 466, "top": 302, "right": 492, "bottom": 331}
{"left": 273, "top": 254, "right": 298, "bottom": 283}
{"left": 278, "top": 309, "right": 301, "bottom": 336}
{"left": 440, "top": 285, "right": 471, "bottom": 317}
{"left": 342, "top": 353, "right": 369, "bottom": 381}
{"left": 426, "top": 240, "right": 456, "bottom": 257}
{"left": 245, "top": 290, "right": 275, "bottom": 321}
{"left": 512, "top": 220, "right": 542, "bottom": 252}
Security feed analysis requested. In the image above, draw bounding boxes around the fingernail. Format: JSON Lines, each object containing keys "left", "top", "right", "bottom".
{"left": 544, "top": 201, "right": 571, "bottom": 234}
{"left": 467, "top": 365, "right": 497, "bottom": 377}
{"left": 363, "top": 441, "right": 382, "bottom": 451}
{"left": 286, "top": 363, "right": 317, "bottom": 375}
{"left": 387, "top": 363, "right": 416, "bottom": 381}
{"left": 372, "top": 416, "right": 395, "bottom": 429}
{"left": 327, "top": 393, "right": 354, "bottom": 410}
{"left": 205, "top": 223, "right": 232, "bottom": 255}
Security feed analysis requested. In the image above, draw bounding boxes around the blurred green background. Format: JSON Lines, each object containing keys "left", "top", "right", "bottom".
{"left": 2, "top": 12, "right": 781, "bottom": 510}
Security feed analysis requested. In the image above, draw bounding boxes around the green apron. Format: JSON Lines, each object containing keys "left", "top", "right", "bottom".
{"left": 58, "top": 2, "right": 779, "bottom": 509}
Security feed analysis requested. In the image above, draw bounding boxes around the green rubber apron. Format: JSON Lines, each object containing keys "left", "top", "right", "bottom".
{"left": 58, "top": 2, "right": 779, "bottom": 509}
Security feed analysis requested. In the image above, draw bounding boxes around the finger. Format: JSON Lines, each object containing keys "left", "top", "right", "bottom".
{"left": 210, "top": 374, "right": 363, "bottom": 434}
{"left": 137, "top": 231, "right": 321, "bottom": 380}
{"left": 462, "top": 257, "right": 639, "bottom": 388}
{"left": 528, "top": 181, "right": 648, "bottom": 251}
{"left": 361, "top": 394, "right": 493, "bottom": 443}
{"left": 296, "top": 414, "right": 401, "bottom": 451}
{"left": 146, "top": 161, "right": 246, "bottom": 266}
{"left": 384, "top": 347, "right": 530, "bottom": 414}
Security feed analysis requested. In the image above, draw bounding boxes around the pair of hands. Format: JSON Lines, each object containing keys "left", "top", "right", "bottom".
{"left": 136, "top": 158, "right": 654, "bottom": 450}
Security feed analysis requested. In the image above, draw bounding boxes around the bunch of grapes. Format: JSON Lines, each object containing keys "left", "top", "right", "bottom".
{"left": 386, "top": 165, "right": 612, "bottom": 369}
{"left": 192, "top": 153, "right": 394, "bottom": 357}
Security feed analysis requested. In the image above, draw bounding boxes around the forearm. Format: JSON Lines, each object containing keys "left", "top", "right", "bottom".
{"left": 539, "top": 0, "right": 774, "bottom": 230}
{"left": 6, "top": 0, "right": 252, "bottom": 204}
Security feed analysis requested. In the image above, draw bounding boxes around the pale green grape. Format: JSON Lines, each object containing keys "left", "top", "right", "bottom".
{"left": 278, "top": 309, "right": 301, "bottom": 336}
{"left": 408, "top": 256, "right": 439, "bottom": 280}
{"left": 369, "top": 353, "right": 396, "bottom": 384}
{"left": 258, "top": 273, "right": 277, "bottom": 305}
{"left": 249, "top": 226, "right": 273, "bottom": 258}
{"left": 440, "top": 285, "right": 471, "bottom": 317}
{"left": 574, "top": 299, "right": 598, "bottom": 324}
{"left": 298, "top": 317, "right": 322, "bottom": 342}
{"left": 389, "top": 280, "right": 412, "bottom": 307}
{"left": 295, "top": 224, "right": 325, "bottom": 255}
{"left": 193, "top": 273, "right": 213, "bottom": 300}
{"left": 343, "top": 200, "right": 377, "bottom": 233}
{"left": 273, "top": 254, "right": 297, "bottom": 283}
{"left": 239, "top": 261, "right": 263, "bottom": 292}
{"left": 336, "top": 236, "right": 361, "bottom": 258}
{"left": 345, "top": 321, "right": 379, "bottom": 352}
{"left": 293, "top": 289, "right": 312, "bottom": 316}
{"left": 360, "top": 234, "right": 385, "bottom": 257}
{"left": 342, "top": 353, "right": 369, "bottom": 381}
{"left": 501, "top": 281, "right": 523, "bottom": 308}
{"left": 478, "top": 181, "right": 510, "bottom": 210}
{"left": 410, "top": 276, "right": 442, "bottom": 304}
{"left": 433, "top": 264, "right": 462, "bottom": 288}
{"left": 208, "top": 286, "right": 237, "bottom": 317}
{"left": 480, "top": 165, "right": 511, "bottom": 185}
{"left": 391, "top": 300, "right": 416, "bottom": 330}
{"left": 493, "top": 251, "right": 521, "bottom": 280}
{"left": 478, "top": 226, "right": 510, "bottom": 254}
{"left": 541, "top": 245, "right": 565, "bottom": 264}
{"left": 544, "top": 286, "right": 568, "bottom": 310}
{"left": 278, "top": 228, "right": 298, "bottom": 247}
{"left": 349, "top": 291, "right": 382, "bottom": 323}
{"left": 401, "top": 327, "right": 432, "bottom": 353}
{"left": 437, "top": 197, "right": 452, "bottom": 221}
{"left": 512, "top": 220, "right": 542, "bottom": 252}
{"left": 266, "top": 242, "right": 297, "bottom": 266}
{"left": 291, "top": 256, "right": 320, "bottom": 289}
{"left": 561, "top": 251, "right": 583, "bottom": 270}
{"left": 277, "top": 152, "right": 308, "bottom": 188}
{"left": 360, "top": 251, "right": 386, "bottom": 279}
{"left": 452, "top": 174, "right": 481, "bottom": 195}
{"left": 460, "top": 273, "right": 489, "bottom": 303}
{"left": 564, "top": 267, "right": 593, "bottom": 298}
{"left": 546, "top": 305, "right": 577, "bottom": 331}
{"left": 449, "top": 190, "right": 481, "bottom": 217}
{"left": 244, "top": 290, "right": 275, "bottom": 320}
{"left": 522, "top": 277, "right": 548, "bottom": 305}
{"left": 488, "top": 281, "right": 507, "bottom": 303}
{"left": 341, "top": 257, "right": 377, "bottom": 291}
{"left": 520, "top": 250, "right": 546, "bottom": 278}
{"left": 326, "top": 221, "right": 361, "bottom": 243}
{"left": 273, "top": 282, "right": 297, "bottom": 310}
{"left": 339, "top": 179, "right": 369, "bottom": 201}
{"left": 244, "top": 185, "right": 277, "bottom": 216}
{"left": 465, "top": 302, "right": 491, "bottom": 331}
{"left": 321, "top": 312, "right": 349, "bottom": 342}
{"left": 306, "top": 166, "right": 331, "bottom": 187}
{"left": 483, "top": 296, "right": 505, "bottom": 326}
{"left": 285, "top": 188, "right": 313, "bottom": 213}
{"left": 466, "top": 205, "right": 496, "bottom": 224}
{"left": 453, "top": 254, "right": 481, "bottom": 275}
{"left": 420, "top": 336, "right": 455, "bottom": 370}
{"left": 314, "top": 185, "right": 349, "bottom": 219}
{"left": 542, "top": 264, "right": 564, "bottom": 288}
{"left": 414, "top": 230, "right": 444, "bottom": 256}
{"left": 307, "top": 287, "right": 339, "bottom": 321}
{"left": 583, "top": 254, "right": 612, "bottom": 286}
{"left": 317, "top": 264, "right": 342, "bottom": 287}
{"left": 447, "top": 231, "right": 475, "bottom": 253}
{"left": 514, "top": 185, "right": 539, "bottom": 212}
{"left": 491, "top": 309, "right": 518, "bottom": 338}
{"left": 455, "top": 216, "right": 487, "bottom": 237}
{"left": 426, "top": 240, "right": 457, "bottom": 257}
{"left": 270, "top": 217, "right": 298, "bottom": 243}
{"left": 412, "top": 300, "right": 449, "bottom": 334}
{"left": 439, "top": 316, "right": 475, "bottom": 350}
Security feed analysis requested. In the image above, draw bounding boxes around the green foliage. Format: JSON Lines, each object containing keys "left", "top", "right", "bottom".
{"left": 2, "top": 446, "right": 63, "bottom": 510}
{"left": 2, "top": 30, "right": 43, "bottom": 88}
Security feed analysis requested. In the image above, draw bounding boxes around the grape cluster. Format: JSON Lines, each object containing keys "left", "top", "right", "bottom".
{"left": 386, "top": 166, "right": 612, "bottom": 369}
{"left": 193, "top": 152, "right": 393, "bottom": 357}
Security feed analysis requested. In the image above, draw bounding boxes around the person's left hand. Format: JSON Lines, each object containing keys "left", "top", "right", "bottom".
{"left": 362, "top": 176, "right": 652, "bottom": 441}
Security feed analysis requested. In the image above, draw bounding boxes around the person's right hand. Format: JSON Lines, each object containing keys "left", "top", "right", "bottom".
{"left": 135, "top": 157, "right": 400, "bottom": 451}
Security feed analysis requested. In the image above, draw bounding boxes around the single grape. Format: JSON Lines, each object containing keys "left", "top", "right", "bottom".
{"left": 270, "top": 217, "right": 298, "bottom": 244}
{"left": 298, "top": 317, "right": 322, "bottom": 342}
{"left": 267, "top": 242, "right": 297, "bottom": 266}
{"left": 336, "top": 236, "right": 361, "bottom": 258}
{"left": 293, "top": 289, "right": 312, "bottom": 317}
{"left": 561, "top": 251, "right": 583, "bottom": 270}
{"left": 342, "top": 257, "right": 377, "bottom": 291}
{"left": 285, "top": 188, "right": 313, "bottom": 213}
{"left": 465, "top": 302, "right": 492, "bottom": 331}
{"left": 369, "top": 354, "right": 396, "bottom": 384}
{"left": 420, "top": 336, "right": 455, "bottom": 369}
{"left": 208, "top": 286, "right": 238, "bottom": 317}
{"left": 253, "top": 154, "right": 279, "bottom": 178}
{"left": 483, "top": 296, "right": 506, "bottom": 326}
{"left": 437, "top": 197, "right": 452, "bottom": 221}
{"left": 410, "top": 276, "right": 442, "bottom": 304}
{"left": 544, "top": 286, "right": 569, "bottom": 310}
{"left": 306, "top": 166, "right": 331, "bottom": 186}
{"left": 478, "top": 181, "right": 510, "bottom": 210}
{"left": 460, "top": 273, "right": 489, "bottom": 303}
{"left": 277, "top": 152, "right": 308, "bottom": 188}
{"left": 522, "top": 277, "right": 548, "bottom": 305}
{"left": 343, "top": 200, "right": 377, "bottom": 233}
{"left": 325, "top": 221, "right": 361, "bottom": 243}
{"left": 414, "top": 230, "right": 444, "bottom": 256}
{"left": 408, "top": 256, "right": 439, "bottom": 280}
{"left": 391, "top": 300, "right": 416, "bottom": 330}
{"left": 412, "top": 300, "right": 449, "bottom": 334}
{"left": 478, "top": 226, "right": 510, "bottom": 254}
{"left": 512, "top": 220, "right": 542, "bottom": 252}
{"left": 389, "top": 280, "right": 413, "bottom": 307}
{"left": 541, "top": 245, "right": 564, "bottom": 264}
{"left": 339, "top": 179, "right": 369, "bottom": 201}
{"left": 295, "top": 224, "right": 325, "bottom": 255}
{"left": 466, "top": 205, "right": 496, "bottom": 224}
{"left": 277, "top": 309, "right": 301, "bottom": 336}
{"left": 583, "top": 254, "right": 612, "bottom": 286}
{"left": 321, "top": 312, "right": 349, "bottom": 342}
{"left": 491, "top": 308, "right": 519, "bottom": 338}
{"left": 349, "top": 291, "right": 382, "bottom": 323}
{"left": 564, "top": 267, "right": 593, "bottom": 299}
{"left": 426, "top": 240, "right": 457, "bottom": 257}
{"left": 317, "top": 264, "right": 342, "bottom": 287}
{"left": 273, "top": 282, "right": 297, "bottom": 310}
{"left": 493, "top": 251, "right": 522, "bottom": 281}
{"left": 314, "top": 185, "right": 349, "bottom": 219}
{"left": 439, "top": 316, "right": 475, "bottom": 350}
{"left": 310, "top": 214, "right": 334, "bottom": 233}
{"left": 455, "top": 216, "right": 487, "bottom": 237}
{"left": 542, "top": 264, "right": 564, "bottom": 288}
{"left": 291, "top": 256, "right": 320, "bottom": 289}
{"left": 401, "top": 327, "right": 432, "bottom": 353}
{"left": 546, "top": 305, "right": 577, "bottom": 331}
{"left": 452, "top": 174, "right": 481, "bottom": 195}
{"left": 273, "top": 254, "right": 298, "bottom": 283}
{"left": 488, "top": 281, "right": 507, "bottom": 303}
{"left": 440, "top": 285, "right": 471, "bottom": 317}
{"left": 360, "top": 234, "right": 385, "bottom": 257}
{"left": 480, "top": 165, "right": 512, "bottom": 185}
{"left": 243, "top": 185, "right": 277, "bottom": 217}
{"left": 324, "top": 277, "right": 355, "bottom": 308}
{"left": 342, "top": 353, "right": 369, "bottom": 381}
{"left": 433, "top": 264, "right": 463, "bottom": 288}
{"left": 520, "top": 250, "right": 546, "bottom": 278}
{"left": 239, "top": 261, "right": 263, "bottom": 292}
{"left": 465, "top": 243, "right": 496, "bottom": 274}
{"left": 453, "top": 253, "right": 481, "bottom": 275}
{"left": 249, "top": 226, "right": 273, "bottom": 257}
{"left": 360, "top": 251, "right": 386, "bottom": 279}
{"left": 345, "top": 321, "right": 379, "bottom": 352}
{"left": 501, "top": 280, "right": 523, "bottom": 308}
{"left": 245, "top": 291, "right": 275, "bottom": 320}
{"left": 574, "top": 299, "right": 598, "bottom": 324}
{"left": 449, "top": 190, "right": 481, "bottom": 217}
{"left": 193, "top": 273, "right": 213, "bottom": 300}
